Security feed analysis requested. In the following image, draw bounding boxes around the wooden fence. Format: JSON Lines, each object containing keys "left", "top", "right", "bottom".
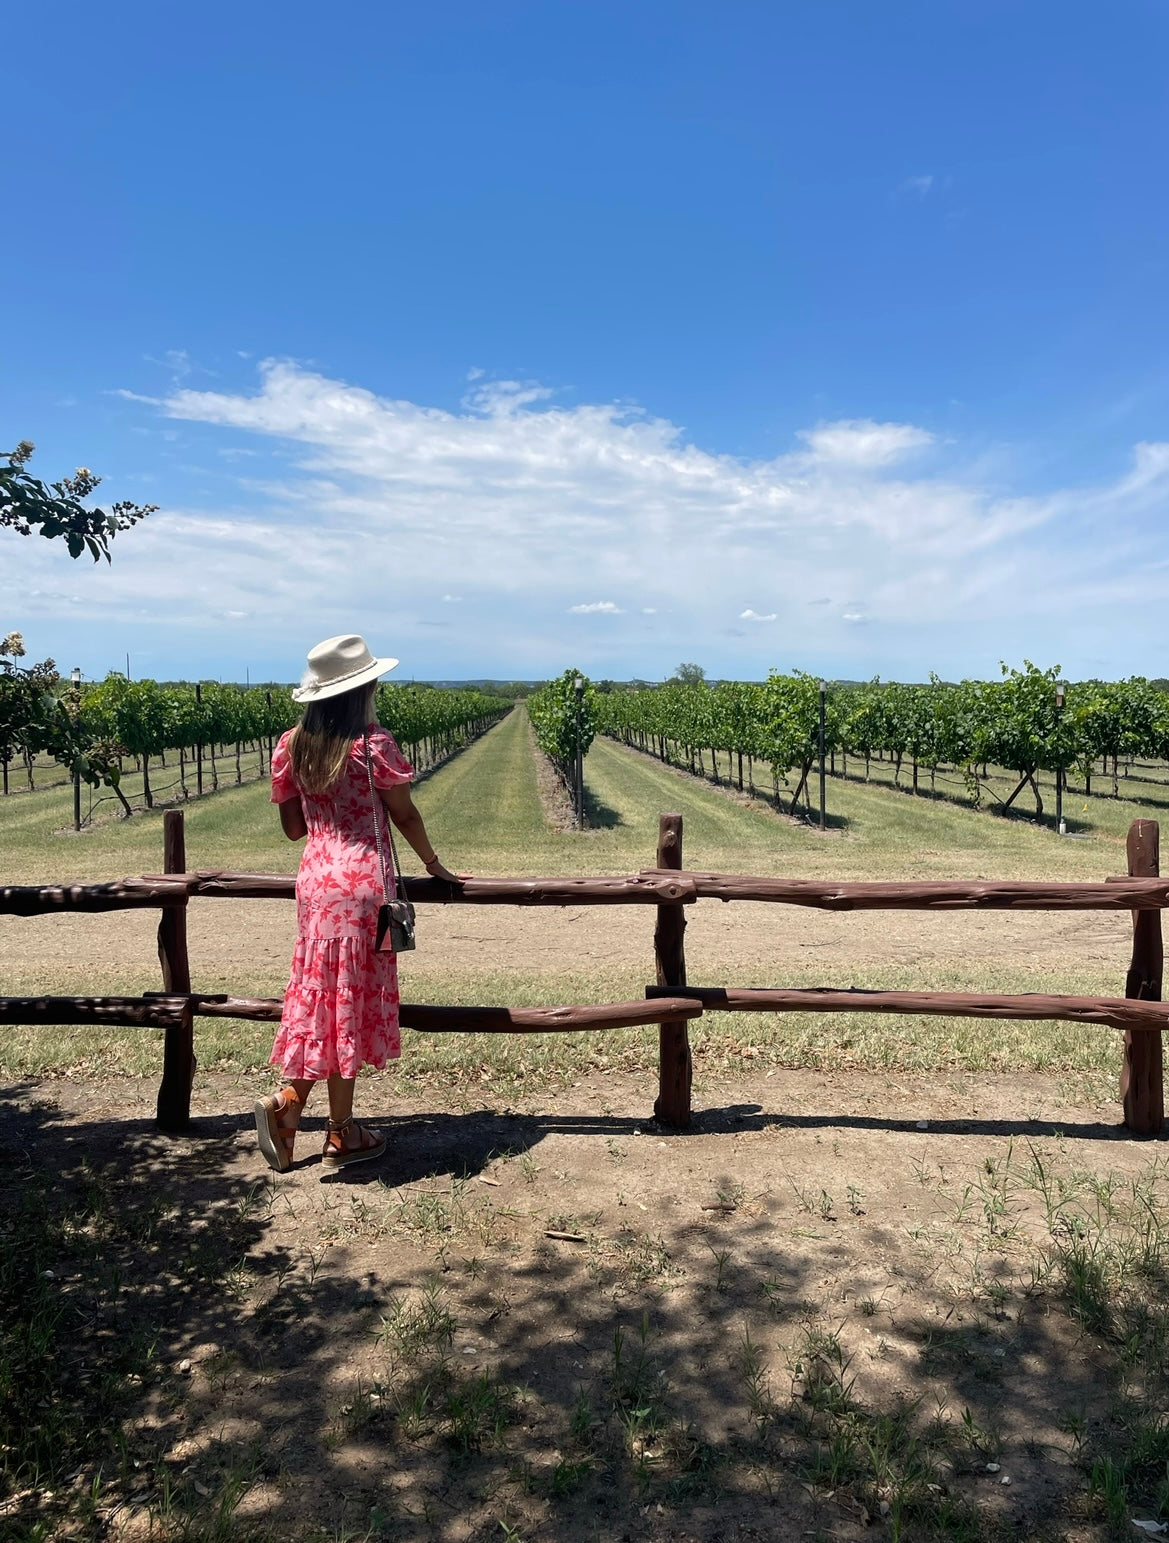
{"left": 1, "top": 813, "right": 1165, "bottom": 1137}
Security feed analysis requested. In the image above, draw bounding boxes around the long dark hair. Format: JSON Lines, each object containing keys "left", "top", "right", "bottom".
{"left": 287, "top": 682, "right": 376, "bottom": 794}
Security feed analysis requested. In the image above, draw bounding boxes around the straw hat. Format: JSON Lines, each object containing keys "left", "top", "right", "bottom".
{"left": 291, "top": 635, "right": 399, "bottom": 703}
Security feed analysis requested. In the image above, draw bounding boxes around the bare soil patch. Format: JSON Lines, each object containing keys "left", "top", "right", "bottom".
{"left": 0, "top": 889, "right": 1133, "bottom": 997}
{"left": 3, "top": 1065, "right": 1165, "bottom": 1541}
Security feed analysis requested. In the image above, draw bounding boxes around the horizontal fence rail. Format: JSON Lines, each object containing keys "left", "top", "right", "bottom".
{"left": 8, "top": 873, "right": 1169, "bottom": 918}
{"left": 0, "top": 871, "right": 700, "bottom": 914}
{"left": 0, "top": 994, "right": 704, "bottom": 1035}
{"left": 646, "top": 985, "right": 1169, "bottom": 1035}
{"left": 1, "top": 811, "right": 1164, "bottom": 1136}
{"left": 642, "top": 871, "right": 1169, "bottom": 912}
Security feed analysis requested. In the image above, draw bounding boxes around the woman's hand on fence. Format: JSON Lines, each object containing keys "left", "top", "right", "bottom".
{"left": 427, "top": 860, "right": 466, "bottom": 886}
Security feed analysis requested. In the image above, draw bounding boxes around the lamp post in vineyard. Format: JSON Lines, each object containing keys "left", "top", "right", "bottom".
{"left": 818, "top": 679, "right": 827, "bottom": 831}
{"left": 1055, "top": 680, "right": 1067, "bottom": 835}
{"left": 573, "top": 675, "right": 585, "bottom": 829}
{"left": 71, "top": 666, "right": 82, "bottom": 832}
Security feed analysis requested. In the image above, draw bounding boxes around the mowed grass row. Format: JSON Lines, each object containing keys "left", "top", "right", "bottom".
{"left": 0, "top": 705, "right": 1158, "bottom": 1089}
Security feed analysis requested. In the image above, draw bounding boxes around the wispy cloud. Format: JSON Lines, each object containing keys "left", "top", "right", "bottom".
{"left": 23, "top": 358, "right": 1164, "bottom": 677}
{"left": 797, "top": 419, "right": 934, "bottom": 467}
{"left": 739, "top": 608, "right": 777, "bottom": 622}
{"left": 897, "top": 173, "right": 936, "bottom": 198}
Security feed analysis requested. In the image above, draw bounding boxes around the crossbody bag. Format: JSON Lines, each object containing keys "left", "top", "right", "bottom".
{"left": 363, "top": 729, "right": 417, "bottom": 953}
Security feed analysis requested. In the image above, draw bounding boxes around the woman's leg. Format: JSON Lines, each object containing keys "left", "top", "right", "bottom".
{"left": 323, "top": 1074, "right": 386, "bottom": 1164}
{"left": 255, "top": 1078, "right": 314, "bottom": 1172}
{"left": 326, "top": 1073, "right": 355, "bottom": 1127}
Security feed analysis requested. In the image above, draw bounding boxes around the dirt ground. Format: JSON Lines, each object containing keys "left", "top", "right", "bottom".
{"left": 0, "top": 890, "right": 1134, "bottom": 995}
{"left": 4, "top": 1063, "right": 1165, "bottom": 1541}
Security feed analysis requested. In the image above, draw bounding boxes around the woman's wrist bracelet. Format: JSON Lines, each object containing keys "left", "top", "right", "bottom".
{"left": 423, "top": 854, "right": 441, "bottom": 870}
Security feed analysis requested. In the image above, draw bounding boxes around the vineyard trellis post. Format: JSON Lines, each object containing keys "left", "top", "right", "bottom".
{"left": 653, "top": 812, "right": 692, "bottom": 1128}
{"left": 1122, "top": 818, "right": 1163, "bottom": 1134}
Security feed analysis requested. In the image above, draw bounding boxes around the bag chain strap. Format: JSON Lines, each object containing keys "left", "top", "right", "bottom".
{"left": 363, "top": 729, "right": 404, "bottom": 904}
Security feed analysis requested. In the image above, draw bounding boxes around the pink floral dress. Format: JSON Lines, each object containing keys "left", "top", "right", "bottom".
{"left": 269, "top": 727, "right": 414, "bottom": 1080}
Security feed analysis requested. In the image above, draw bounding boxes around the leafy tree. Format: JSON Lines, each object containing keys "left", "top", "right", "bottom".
{"left": 670, "top": 663, "right": 706, "bottom": 686}
{"left": 2, "top": 441, "right": 156, "bottom": 562}
{"left": 0, "top": 633, "right": 127, "bottom": 806}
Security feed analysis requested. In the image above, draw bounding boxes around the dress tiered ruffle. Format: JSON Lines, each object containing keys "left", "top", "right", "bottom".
{"left": 270, "top": 938, "right": 402, "bottom": 1079}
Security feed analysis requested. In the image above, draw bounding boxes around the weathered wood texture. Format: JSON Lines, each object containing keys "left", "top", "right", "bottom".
{"left": 156, "top": 811, "right": 191, "bottom": 994}
{"left": 1121, "top": 820, "right": 1164, "bottom": 1134}
{"left": 156, "top": 999, "right": 195, "bottom": 1133}
{"left": 641, "top": 871, "right": 1169, "bottom": 911}
{"left": 0, "top": 878, "right": 193, "bottom": 914}
{"left": 9, "top": 870, "right": 1169, "bottom": 916}
{"left": 153, "top": 812, "right": 196, "bottom": 1132}
{"left": 0, "top": 872, "right": 699, "bottom": 914}
{"left": 403, "top": 998, "right": 703, "bottom": 1035}
{"left": 0, "top": 996, "right": 189, "bottom": 1027}
{"left": 0, "top": 992, "right": 703, "bottom": 1035}
{"left": 653, "top": 813, "right": 692, "bottom": 1129}
{"left": 646, "top": 984, "right": 1169, "bottom": 1034}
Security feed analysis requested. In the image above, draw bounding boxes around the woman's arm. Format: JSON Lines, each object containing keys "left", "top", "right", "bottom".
{"left": 379, "top": 785, "right": 463, "bottom": 883}
{"left": 278, "top": 796, "right": 307, "bottom": 841}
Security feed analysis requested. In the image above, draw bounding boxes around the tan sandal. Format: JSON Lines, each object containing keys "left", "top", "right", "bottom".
{"left": 254, "top": 1087, "right": 303, "bottom": 1173}
{"left": 321, "top": 1116, "right": 387, "bottom": 1169}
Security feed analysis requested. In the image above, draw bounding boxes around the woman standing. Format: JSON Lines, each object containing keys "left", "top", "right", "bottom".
{"left": 255, "top": 635, "right": 461, "bottom": 1172}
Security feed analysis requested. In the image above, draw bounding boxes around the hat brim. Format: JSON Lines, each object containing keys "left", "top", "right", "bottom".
{"left": 291, "top": 656, "right": 399, "bottom": 704}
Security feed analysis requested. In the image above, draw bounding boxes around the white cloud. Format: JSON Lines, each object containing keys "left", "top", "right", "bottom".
{"left": 898, "top": 174, "right": 935, "bottom": 198}
{"left": 441, "top": 594, "right": 463, "bottom": 603}
{"left": 25, "top": 357, "right": 1164, "bottom": 678}
{"left": 797, "top": 419, "right": 934, "bottom": 467}
{"left": 739, "top": 609, "right": 777, "bottom": 621}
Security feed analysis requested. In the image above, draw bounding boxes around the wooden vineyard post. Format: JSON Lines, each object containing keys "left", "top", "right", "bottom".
{"left": 1121, "top": 819, "right": 1164, "bottom": 1134}
{"left": 653, "top": 812, "right": 692, "bottom": 1128}
{"left": 156, "top": 809, "right": 194, "bottom": 1131}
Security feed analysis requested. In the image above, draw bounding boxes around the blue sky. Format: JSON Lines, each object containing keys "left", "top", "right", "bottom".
{"left": 3, "top": 0, "right": 1167, "bottom": 683}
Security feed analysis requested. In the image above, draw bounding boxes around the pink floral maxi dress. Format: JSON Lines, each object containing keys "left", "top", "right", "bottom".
{"left": 269, "top": 727, "right": 414, "bottom": 1080}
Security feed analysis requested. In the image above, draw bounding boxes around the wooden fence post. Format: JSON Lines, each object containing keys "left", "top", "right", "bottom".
{"left": 653, "top": 812, "right": 692, "bottom": 1128}
{"left": 1122, "top": 819, "right": 1163, "bottom": 1135}
{"left": 156, "top": 809, "right": 194, "bottom": 1130}
{"left": 156, "top": 1001, "right": 195, "bottom": 1133}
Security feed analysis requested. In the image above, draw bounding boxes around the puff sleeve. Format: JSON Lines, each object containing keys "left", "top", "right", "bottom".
{"left": 368, "top": 728, "right": 414, "bottom": 788}
{"left": 269, "top": 731, "right": 298, "bottom": 803}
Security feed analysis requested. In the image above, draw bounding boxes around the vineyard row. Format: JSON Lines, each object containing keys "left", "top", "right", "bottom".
{"left": 0, "top": 674, "right": 508, "bottom": 812}
{"left": 534, "top": 664, "right": 1169, "bottom": 820}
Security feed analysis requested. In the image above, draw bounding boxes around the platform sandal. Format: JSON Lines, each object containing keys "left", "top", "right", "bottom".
{"left": 321, "top": 1116, "right": 387, "bottom": 1169}
{"left": 254, "top": 1086, "right": 303, "bottom": 1173}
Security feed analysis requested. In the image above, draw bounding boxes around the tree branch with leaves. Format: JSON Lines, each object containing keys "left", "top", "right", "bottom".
{"left": 2, "top": 441, "right": 157, "bottom": 562}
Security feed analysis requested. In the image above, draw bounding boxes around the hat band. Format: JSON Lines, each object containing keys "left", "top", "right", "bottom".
{"left": 300, "top": 660, "right": 379, "bottom": 694}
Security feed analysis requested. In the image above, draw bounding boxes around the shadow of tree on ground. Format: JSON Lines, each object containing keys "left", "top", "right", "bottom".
{"left": 2, "top": 1079, "right": 1167, "bottom": 1541}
